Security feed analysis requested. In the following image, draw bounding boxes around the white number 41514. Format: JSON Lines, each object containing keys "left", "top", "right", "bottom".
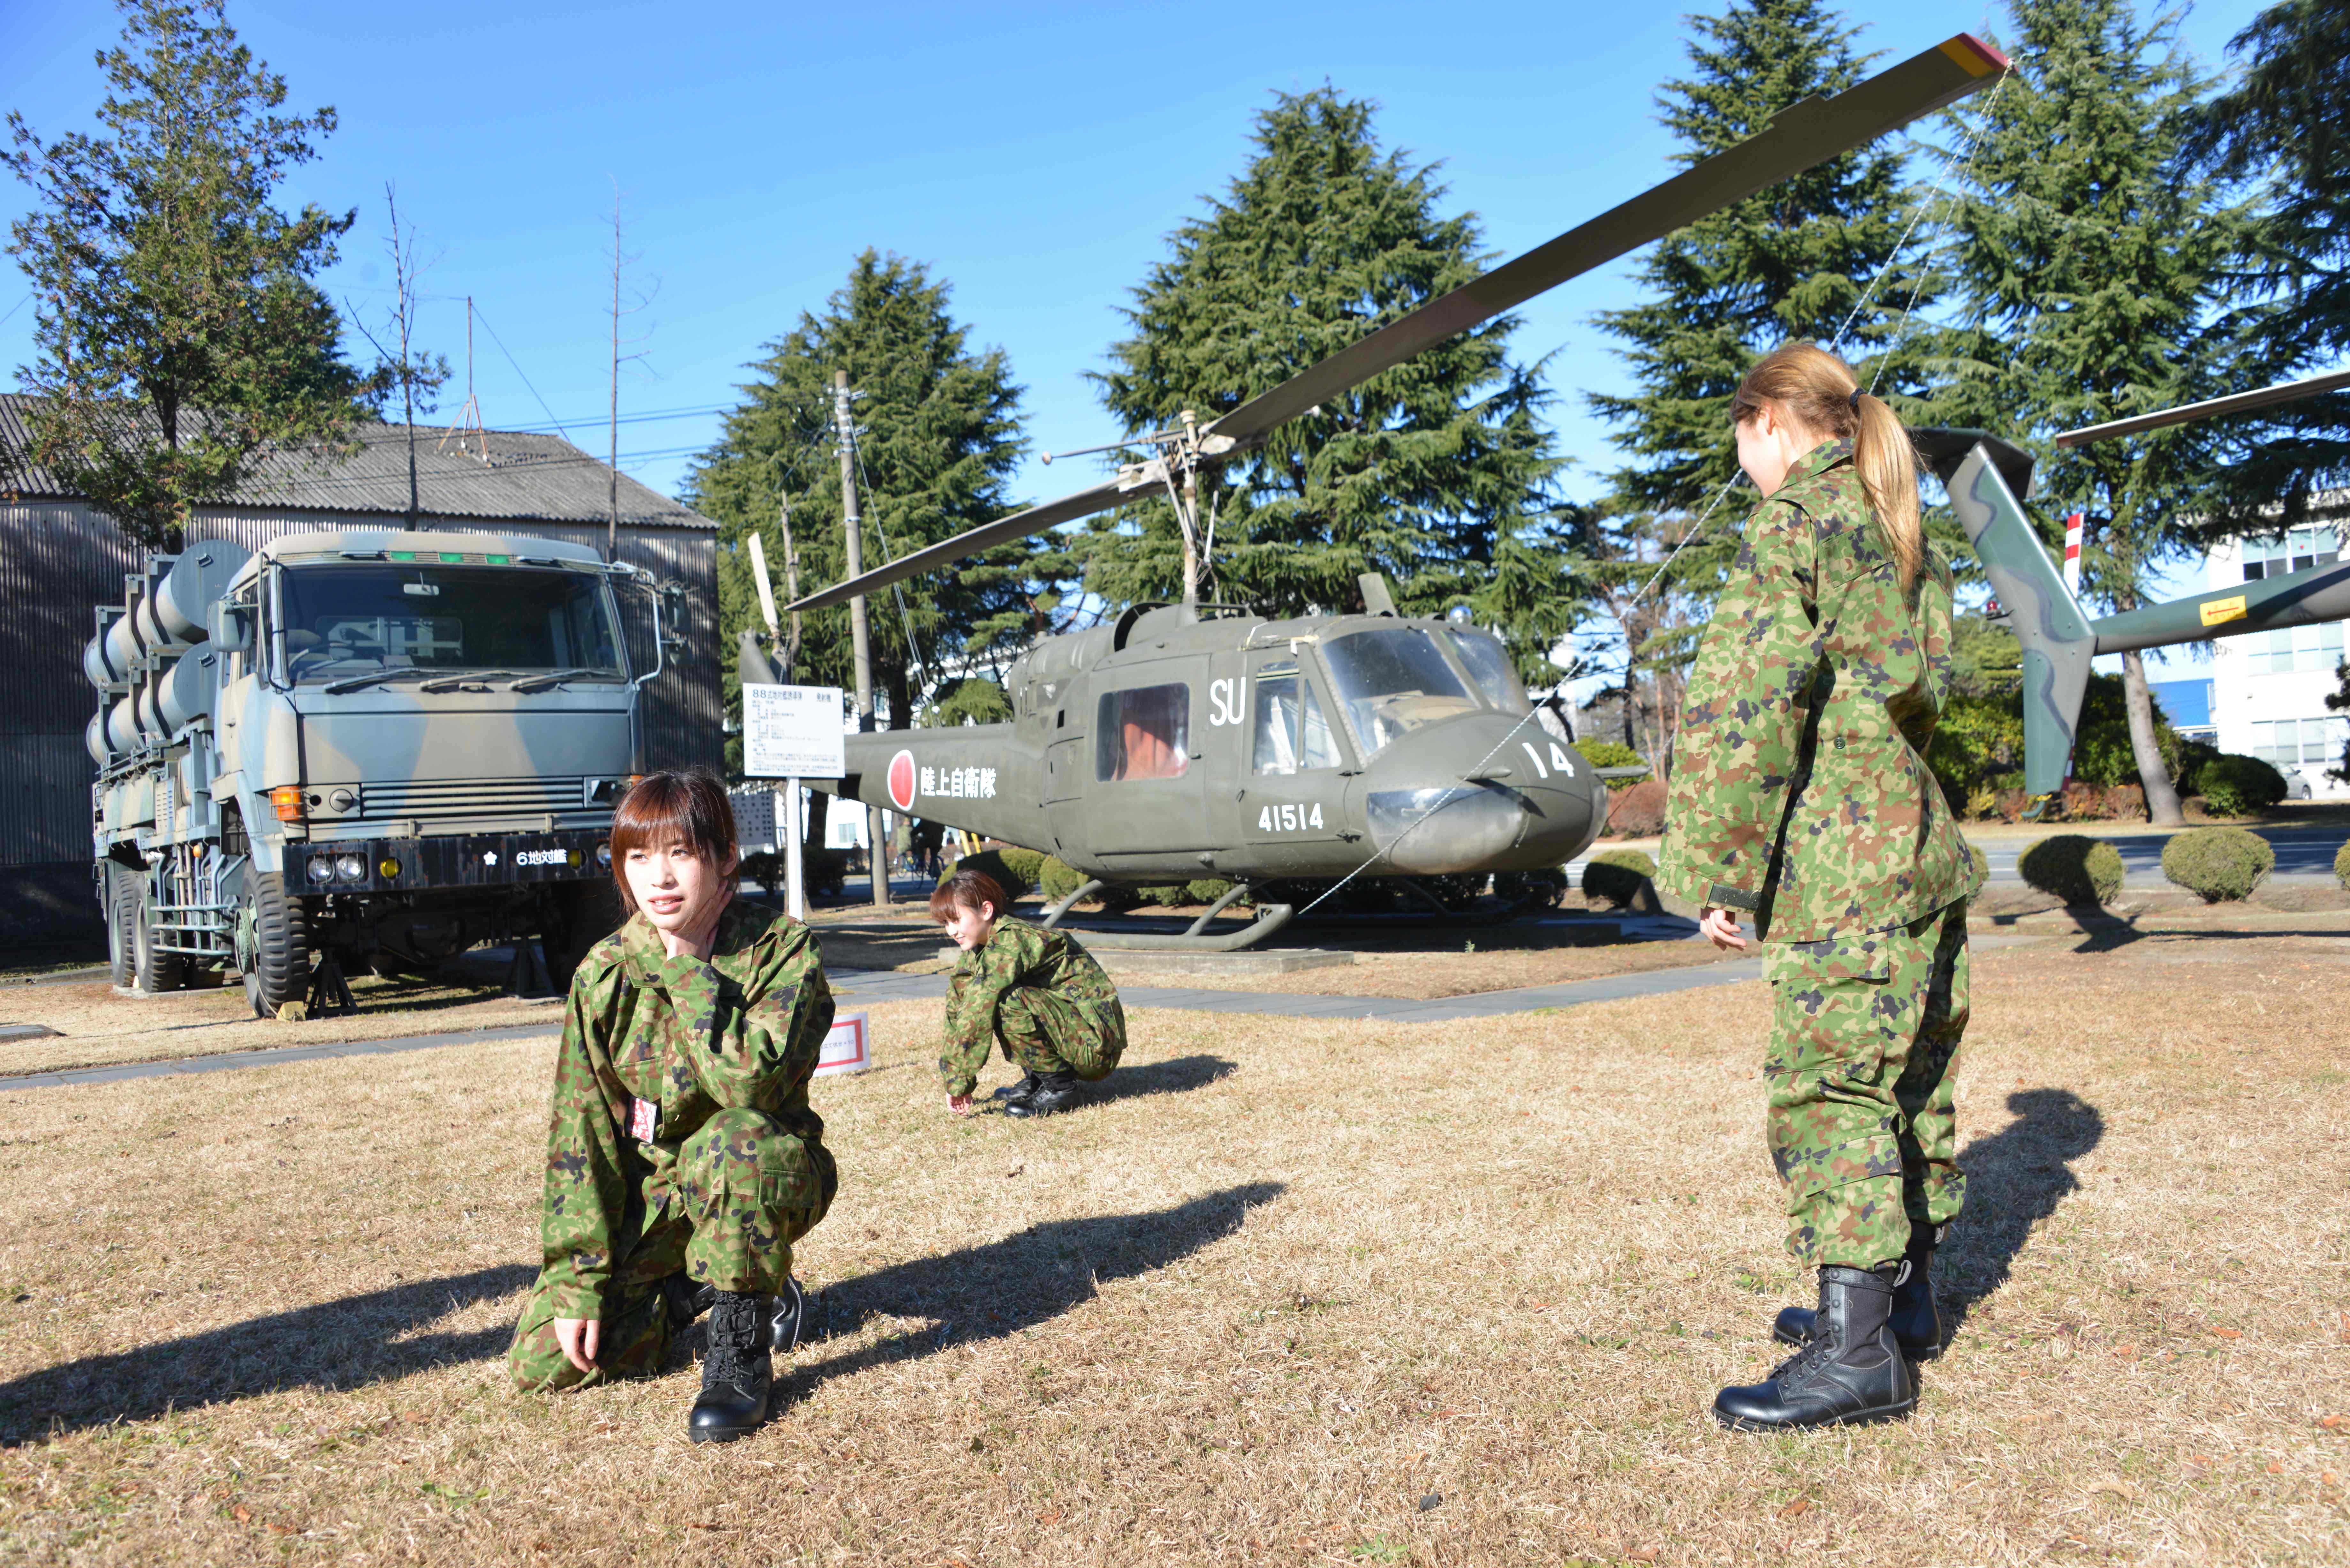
{"left": 1257, "top": 803, "right": 1324, "bottom": 833}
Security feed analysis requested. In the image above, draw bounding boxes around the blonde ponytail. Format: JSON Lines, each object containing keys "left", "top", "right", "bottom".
{"left": 1731, "top": 341, "right": 1925, "bottom": 595}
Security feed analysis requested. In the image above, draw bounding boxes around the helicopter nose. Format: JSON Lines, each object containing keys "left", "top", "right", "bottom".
{"left": 1360, "top": 717, "right": 1603, "bottom": 874}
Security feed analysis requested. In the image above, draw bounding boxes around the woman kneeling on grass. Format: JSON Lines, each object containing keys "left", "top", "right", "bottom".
{"left": 1657, "top": 342, "right": 1985, "bottom": 1433}
{"left": 506, "top": 768, "right": 838, "bottom": 1444}
{"left": 933, "top": 868, "right": 1126, "bottom": 1119}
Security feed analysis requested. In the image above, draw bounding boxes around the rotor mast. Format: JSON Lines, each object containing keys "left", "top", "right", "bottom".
{"left": 835, "top": 370, "right": 889, "bottom": 909}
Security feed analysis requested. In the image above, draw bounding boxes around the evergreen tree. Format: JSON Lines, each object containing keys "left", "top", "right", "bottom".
{"left": 1086, "top": 88, "right": 1580, "bottom": 683}
{"left": 1584, "top": 0, "right": 1932, "bottom": 771}
{"left": 2182, "top": 0, "right": 2350, "bottom": 526}
{"left": 1922, "top": 0, "right": 2258, "bottom": 825}
{"left": 3, "top": 0, "right": 377, "bottom": 546}
{"left": 687, "top": 251, "right": 1032, "bottom": 768}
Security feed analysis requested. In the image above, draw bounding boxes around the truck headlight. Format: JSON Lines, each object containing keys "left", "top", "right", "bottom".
{"left": 306, "top": 854, "right": 335, "bottom": 884}
{"left": 595, "top": 841, "right": 612, "bottom": 867}
{"left": 334, "top": 853, "right": 366, "bottom": 882}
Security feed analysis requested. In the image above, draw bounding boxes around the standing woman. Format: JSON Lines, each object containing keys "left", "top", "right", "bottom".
{"left": 1657, "top": 342, "right": 1984, "bottom": 1431}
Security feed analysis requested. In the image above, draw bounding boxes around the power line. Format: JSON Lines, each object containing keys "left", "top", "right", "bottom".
{"left": 468, "top": 304, "right": 580, "bottom": 445}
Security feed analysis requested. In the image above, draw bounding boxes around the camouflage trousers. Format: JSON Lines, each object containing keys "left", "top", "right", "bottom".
{"left": 507, "top": 1107, "right": 836, "bottom": 1392}
{"left": 1763, "top": 900, "right": 1970, "bottom": 1270}
{"left": 995, "top": 987, "right": 1125, "bottom": 1082}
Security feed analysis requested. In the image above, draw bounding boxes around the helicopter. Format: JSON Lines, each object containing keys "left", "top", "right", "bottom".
{"left": 1924, "top": 366, "right": 2350, "bottom": 809}
{"left": 740, "top": 32, "right": 2013, "bottom": 948}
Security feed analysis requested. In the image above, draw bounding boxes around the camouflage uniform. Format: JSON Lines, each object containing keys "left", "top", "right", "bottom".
{"left": 939, "top": 917, "right": 1126, "bottom": 1098}
{"left": 508, "top": 900, "right": 838, "bottom": 1391}
{"left": 1657, "top": 439, "right": 1987, "bottom": 1271}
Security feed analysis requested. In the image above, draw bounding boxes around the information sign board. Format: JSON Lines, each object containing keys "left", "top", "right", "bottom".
{"left": 743, "top": 685, "right": 846, "bottom": 778}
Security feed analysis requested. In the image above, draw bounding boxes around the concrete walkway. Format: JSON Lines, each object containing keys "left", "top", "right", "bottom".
{"left": 0, "top": 955, "right": 1770, "bottom": 1091}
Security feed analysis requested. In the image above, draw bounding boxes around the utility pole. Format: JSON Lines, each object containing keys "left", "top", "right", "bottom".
{"left": 607, "top": 193, "right": 622, "bottom": 559}
{"left": 836, "top": 370, "right": 887, "bottom": 909}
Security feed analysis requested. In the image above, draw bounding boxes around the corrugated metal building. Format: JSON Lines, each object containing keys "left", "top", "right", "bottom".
{"left": 0, "top": 397, "right": 720, "bottom": 953}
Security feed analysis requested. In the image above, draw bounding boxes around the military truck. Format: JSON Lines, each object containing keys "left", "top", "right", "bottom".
{"left": 84, "top": 530, "right": 674, "bottom": 1016}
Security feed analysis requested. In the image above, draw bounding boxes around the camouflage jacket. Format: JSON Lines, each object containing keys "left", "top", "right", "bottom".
{"left": 1656, "top": 439, "right": 1984, "bottom": 942}
{"left": 939, "top": 917, "right": 1121, "bottom": 1097}
{"left": 534, "top": 899, "right": 834, "bottom": 1317}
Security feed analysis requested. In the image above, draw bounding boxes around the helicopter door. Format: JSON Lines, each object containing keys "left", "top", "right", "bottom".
{"left": 1085, "top": 666, "right": 1214, "bottom": 873}
{"left": 1237, "top": 650, "right": 1352, "bottom": 855}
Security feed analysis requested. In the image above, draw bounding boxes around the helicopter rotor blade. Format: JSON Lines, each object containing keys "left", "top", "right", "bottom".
{"left": 1205, "top": 33, "right": 2009, "bottom": 446}
{"left": 786, "top": 474, "right": 1134, "bottom": 613}
{"left": 785, "top": 31, "right": 2009, "bottom": 617}
{"left": 2052, "top": 367, "right": 2350, "bottom": 448}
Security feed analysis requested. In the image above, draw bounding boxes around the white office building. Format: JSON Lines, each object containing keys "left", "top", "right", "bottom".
{"left": 2203, "top": 521, "right": 2350, "bottom": 798}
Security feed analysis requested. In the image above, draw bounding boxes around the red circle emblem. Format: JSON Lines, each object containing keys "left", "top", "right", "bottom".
{"left": 886, "top": 749, "right": 917, "bottom": 812}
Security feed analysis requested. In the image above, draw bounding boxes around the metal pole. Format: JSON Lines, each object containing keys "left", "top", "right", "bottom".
{"left": 835, "top": 370, "right": 887, "bottom": 909}
{"left": 783, "top": 780, "right": 804, "bottom": 922}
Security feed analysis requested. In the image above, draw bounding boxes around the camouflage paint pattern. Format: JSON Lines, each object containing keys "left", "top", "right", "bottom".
{"left": 507, "top": 899, "right": 837, "bottom": 1391}
{"left": 1766, "top": 901, "right": 1969, "bottom": 1268}
{"left": 938, "top": 916, "right": 1126, "bottom": 1097}
{"left": 1656, "top": 439, "right": 1985, "bottom": 940}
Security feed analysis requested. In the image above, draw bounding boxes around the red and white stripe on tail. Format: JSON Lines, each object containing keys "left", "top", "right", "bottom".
{"left": 2062, "top": 512, "right": 2084, "bottom": 595}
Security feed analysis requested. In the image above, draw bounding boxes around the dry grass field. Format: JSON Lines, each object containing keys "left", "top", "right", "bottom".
{"left": 2, "top": 929, "right": 2346, "bottom": 1566}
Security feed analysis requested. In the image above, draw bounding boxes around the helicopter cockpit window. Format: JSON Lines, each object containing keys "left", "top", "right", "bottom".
{"left": 1321, "top": 628, "right": 1481, "bottom": 758}
{"left": 1444, "top": 629, "right": 1532, "bottom": 715}
{"left": 1252, "top": 665, "right": 1342, "bottom": 774}
{"left": 1095, "top": 682, "right": 1190, "bottom": 781}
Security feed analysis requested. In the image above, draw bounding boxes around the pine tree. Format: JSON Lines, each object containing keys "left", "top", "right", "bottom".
{"left": 3, "top": 0, "right": 377, "bottom": 546}
{"left": 1583, "top": 0, "right": 1932, "bottom": 771}
{"left": 687, "top": 251, "right": 1031, "bottom": 768}
{"left": 2181, "top": 0, "right": 2350, "bottom": 525}
{"left": 1923, "top": 0, "right": 2259, "bottom": 825}
{"left": 1085, "top": 88, "right": 1579, "bottom": 683}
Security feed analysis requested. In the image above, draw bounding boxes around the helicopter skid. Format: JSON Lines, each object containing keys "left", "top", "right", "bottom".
{"left": 1040, "top": 878, "right": 1298, "bottom": 952}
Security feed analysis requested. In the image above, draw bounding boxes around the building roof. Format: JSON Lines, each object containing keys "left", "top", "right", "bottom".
{"left": 0, "top": 394, "right": 711, "bottom": 531}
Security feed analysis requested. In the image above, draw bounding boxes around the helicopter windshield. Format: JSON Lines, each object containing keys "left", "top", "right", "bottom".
{"left": 1444, "top": 628, "right": 1531, "bottom": 714}
{"left": 1321, "top": 628, "right": 1482, "bottom": 758}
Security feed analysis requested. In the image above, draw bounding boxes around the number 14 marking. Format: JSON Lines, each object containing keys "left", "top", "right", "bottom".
{"left": 1258, "top": 803, "right": 1324, "bottom": 833}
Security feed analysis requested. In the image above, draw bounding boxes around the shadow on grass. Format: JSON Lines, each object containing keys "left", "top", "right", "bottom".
{"left": 0, "top": 1263, "right": 534, "bottom": 1445}
{"left": 791, "top": 1181, "right": 1283, "bottom": 1403}
{"left": 1088, "top": 1054, "right": 1234, "bottom": 1107}
{"left": 1939, "top": 1088, "right": 2106, "bottom": 1338}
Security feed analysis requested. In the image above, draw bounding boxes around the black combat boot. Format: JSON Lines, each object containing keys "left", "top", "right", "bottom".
{"left": 662, "top": 1272, "right": 714, "bottom": 1334}
{"left": 1772, "top": 1228, "right": 1944, "bottom": 1358}
{"left": 990, "top": 1073, "right": 1042, "bottom": 1106}
{"left": 1005, "top": 1071, "right": 1083, "bottom": 1119}
{"left": 767, "top": 1275, "right": 807, "bottom": 1355}
{"left": 687, "top": 1290, "right": 773, "bottom": 1444}
{"left": 1715, "top": 1264, "right": 1916, "bottom": 1431}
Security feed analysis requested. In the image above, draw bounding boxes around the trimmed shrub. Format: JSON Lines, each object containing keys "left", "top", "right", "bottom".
{"left": 1037, "top": 856, "right": 1090, "bottom": 903}
{"left": 1603, "top": 778, "right": 1668, "bottom": 837}
{"left": 1579, "top": 740, "right": 1650, "bottom": 781}
{"left": 1583, "top": 848, "right": 1658, "bottom": 910}
{"left": 941, "top": 846, "right": 1046, "bottom": 899}
{"left": 2162, "top": 827, "right": 2273, "bottom": 902}
{"left": 2195, "top": 754, "right": 2288, "bottom": 818}
{"left": 2016, "top": 834, "right": 2126, "bottom": 905}
{"left": 1964, "top": 839, "right": 1989, "bottom": 884}
{"left": 1185, "top": 878, "right": 1237, "bottom": 907}
{"left": 2335, "top": 840, "right": 2350, "bottom": 892}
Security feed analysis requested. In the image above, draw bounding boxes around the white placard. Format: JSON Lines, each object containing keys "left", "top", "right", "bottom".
{"left": 814, "top": 1010, "right": 870, "bottom": 1077}
{"left": 729, "top": 788, "right": 777, "bottom": 851}
{"left": 744, "top": 684, "right": 846, "bottom": 778}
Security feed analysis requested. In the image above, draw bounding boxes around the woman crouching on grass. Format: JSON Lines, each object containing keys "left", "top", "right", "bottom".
{"left": 506, "top": 768, "right": 838, "bottom": 1444}
{"left": 1657, "top": 342, "right": 1984, "bottom": 1433}
{"left": 932, "top": 868, "right": 1126, "bottom": 1119}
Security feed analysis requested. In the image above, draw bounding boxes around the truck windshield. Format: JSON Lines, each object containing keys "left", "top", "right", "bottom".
{"left": 277, "top": 564, "right": 623, "bottom": 684}
{"left": 1320, "top": 627, "right": 1482, "bottom": 758}
{"left": 1444, "top": 628, "right": 1531, "bottom": 714}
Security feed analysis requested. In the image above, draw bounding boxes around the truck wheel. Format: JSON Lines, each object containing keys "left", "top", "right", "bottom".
{"left": 105, "top": 862, "right": 139, "bottom": 987}
{"left": 238, "top": 871, "right": 312, "bottom": 1019}
{"left": 545, "top": 879, "right": 624, "bottom": 993}
{"left": 133, "top": 893, "right": 189, "bottom": 994}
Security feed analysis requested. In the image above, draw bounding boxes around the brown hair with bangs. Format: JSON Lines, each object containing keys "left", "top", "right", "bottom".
{"left": 608, "top": 768, "right": 740, "bottom": 913}
{"left": 928, "top": 868, "right": 1008, "bottom": 926}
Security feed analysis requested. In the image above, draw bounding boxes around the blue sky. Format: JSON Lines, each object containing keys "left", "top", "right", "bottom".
{"left": 2, "top": 0, "right": 2274, "bottom": 679}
